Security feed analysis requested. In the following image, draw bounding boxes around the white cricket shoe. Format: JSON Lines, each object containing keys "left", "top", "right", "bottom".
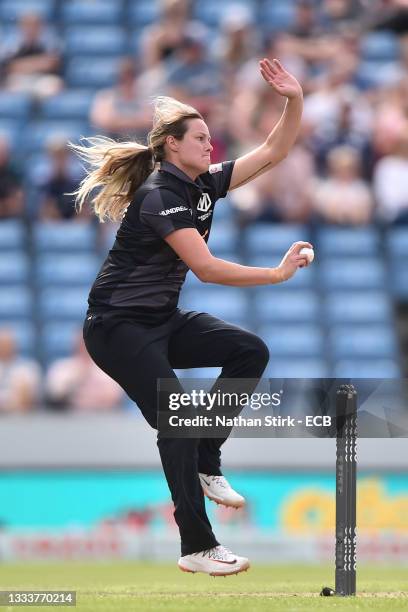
{"left": 199, "top": 473, "right": 245, "bottom": 509}
{"left": 178, "top": 545, "right": 250, "bottom": 576}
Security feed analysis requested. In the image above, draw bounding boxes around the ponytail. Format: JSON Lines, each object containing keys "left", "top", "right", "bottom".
{"left": 69, "top": 137, "right": 155, "bottom": 223}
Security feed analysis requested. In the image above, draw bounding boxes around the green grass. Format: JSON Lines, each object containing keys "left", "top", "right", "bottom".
{"left": 0, "top": 562, "right": 407, "bottom": 611}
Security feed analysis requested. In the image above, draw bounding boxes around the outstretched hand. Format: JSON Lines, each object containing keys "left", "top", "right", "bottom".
{"left": 259, "top": 58, "right": 303, "bottom": 100}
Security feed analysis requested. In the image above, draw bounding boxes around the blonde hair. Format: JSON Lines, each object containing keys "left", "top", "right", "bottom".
{"left": 69, "top": 96, "right": 202, "bottom": 223}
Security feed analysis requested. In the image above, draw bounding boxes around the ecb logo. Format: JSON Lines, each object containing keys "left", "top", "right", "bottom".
{"left": 197, "top": 193, "right": 212, "bottom": 212}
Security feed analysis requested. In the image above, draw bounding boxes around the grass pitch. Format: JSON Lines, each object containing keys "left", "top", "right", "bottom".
{"left": 0, "top": 562, "right": 407, "bottom": 611}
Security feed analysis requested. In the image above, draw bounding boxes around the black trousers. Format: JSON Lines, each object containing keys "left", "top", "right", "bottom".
{"left": 83, "top": 309, "right": 269, "bottom": 555}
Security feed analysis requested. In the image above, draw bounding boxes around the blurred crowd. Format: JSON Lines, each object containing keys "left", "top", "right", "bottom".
{"left": 1, "top": 0, "right": 408, "bottom": 412}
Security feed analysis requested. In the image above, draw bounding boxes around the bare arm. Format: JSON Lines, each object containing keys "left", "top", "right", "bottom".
{"left": 229, "top": 58, "right": 303, "bottom": 190}
{"left": 165, "top": 228, "right": 311, "bottom": 286}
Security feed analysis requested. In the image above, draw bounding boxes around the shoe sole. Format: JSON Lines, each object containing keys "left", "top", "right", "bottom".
{"left": 201, "top": 488, "right": 245, "bottom": 509}
{"left": 179, "top": 560, "right": 250, "bottom": 577}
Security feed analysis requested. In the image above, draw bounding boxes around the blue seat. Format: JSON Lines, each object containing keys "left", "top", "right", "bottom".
{"left": 61, "top": 0, "right": 122, "bottom": 25}
{"left": 66, "top": 56, "right": 122, "bottom": 88}
{"left": 389, "top": 262, "right": 408, "bottom": 300}
{"left": 39, "top": 287, "right": 89, "bottom": 321}
{"left": 357, "top": 60, "right": 399, "bottom": 89}
{"left": 21, "top": 120, "right": 87, "bottom": 153}
{"left": 0, "top": 220, "right": 26, "bottom": 249}
{"left": 35, "top": 254, "right": 101, "bottom": 287}
{"left": 207, "top": 221, "right": 237, "bottom": 255}
{"left": 128, "top": 0, "right": 160, "bottom": 26}
{"left": 253, "top": 290, "right": 320, "bottom": 323}
{"left": 330, "top": 325, "right": 398, "bottom": 359}
{"left": 33, "top": 222, "right": 97, "bottom": 253}
{"left": 316, "top": 227, "right": 379, "bottom": 256}
{"left": 0, "top": 320, "right": 35, "bottom": 356}
{"left": 360, "top": 31, "right": 400, "bottom": 62}
{"left": 387, "top": 227, "right": 408, "bottom": 257}
{"left": 65, "top": 26, "right": 128, "bottom": 56}
{"left": 180, "top": 287, "right": 248, "bottom": 323}
{"left": 0, "top": 253, "right": 30, "bottom": 284}
{"left": 245, "top": 224, "right": 309, "bottom": 255}
{"left": 174, "top": 367, "right": 222, "bottom": 379}
{"left": 247, "top": 255, "right": 315, "bottom": 288}
{"left": 0, "top": 119, "right": 22, "bottom": 151}
{"left": 265, "top": 358, "right": 329, "bottom": 378}
{"left": 40, "top": 91, "right": 94, "bottom": 120}
{"left": 0, "top": 287, "right": 32, "bottom": 319}
{"left": 259, "top": 0, "right": 296, "bottom": 31}
{"left": 0, "top": 0, "right": 55, "bottom": 22}
{"left": 0, "top": 93, "right": 31, "bottom": 119}
{"left": 325, "top": 291, "right": 392, "bottom": 323}
{"left": 318, "top": 257, "right": 386, "bottom": 290}
{"left": 333, "top": 359, "right": 401, "bottom": 378}
{"left": 41, "top": 321, "right": 80, "bottom": 362}
{"left": 260, "top": 324, "right": 324, "bottom": 357}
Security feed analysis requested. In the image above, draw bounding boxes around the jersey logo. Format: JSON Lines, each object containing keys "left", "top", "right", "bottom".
{"left": 159, "top": 205, "right": 190, "bottom": 216}
{"left": 209, "top": 163, "right": 222, "bottom": 174}
{"left": 197, "top": 193, "right": 212, "bottom": 212}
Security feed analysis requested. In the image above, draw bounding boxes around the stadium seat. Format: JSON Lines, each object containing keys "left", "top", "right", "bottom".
{"left": 333, "top": 359, "right": 401, "bottom": 378}
{"left": 329, "top": 325, "right": 398, "bottom": 359}
{"left": 0, "top": 93, "right": 31, "bottom": 120}
{"left": 65, "top": 26, "right": 128, "bottom": 56}
{"left": 265, "top": 358, "right": 329, "bottom": 378}
{"left": 245, "top": 224, "right": 309, "bottom": 255}
{"left": 174, "top": 367, "right": 222, "bottom": 379}
{"left": 40, "top": 91, "right": 94, "bottom": 120}
{"left": 253, "top": 290, "right": 320, "bottom": 323}
{"left": 128, "top": 0, "right": 160, "bottom": 26}
{"left": 41, "top": 321, "right": 80, "bottom": 363}
{"left": 38, "top": 287, "right": 89, "bottom": 321}
{"left": 35, "top": 254, "right": 101, "bottom": 287}
{"left": 20, "top": 120, "right": 88, "bottom": 154}
{"left": 318, "top": 257, "right": 386, "bottom": 290}
{"left": 360, "top": 31, "right": 400, "bottom": 62}
{"left": 258, "top": 0, "right": 296, "bottom": 31}
{"left": 259, "top": 324, "right": 324, "bottom": 357}
{"left": 0, "top": 220, "right": 26, "bottom": 250}
{"left": 180, "top": 287, "right": 248, "bottom": 323}
{"left": 0, "top": 319, "right": 35, "bottom": 356}
{"left": 316, "top": 227, "right": 380, "bottom": 256}
{"left": 325, "top": 291, "right": 392, "bottom": 324}
{"left": 61, "top": 0, "right": 122, "bottom": 25}
{"left": 0, "top": 119, "right": 22, "bottom": 151}
{"left": 357, "top": 60, "right": 400, "bottom": 89}
{"left": 0, "top": 287, "right": 32, "bottom": 319}
{"left": 0, "top": 253, "right": 30, "bottom": 284}
{"left": 0, "top": 0, "right": 55, "bottom": 22}
{"left": 206, "top": 221, "right": 238, "bottom": 255}
{"left": 66, "top": 56, "right": 122, "bottom": 89}
{"left": 387, "top": 227, "right": 408, "bottom": 257}
{"left": 389, "top": 262, "right": 408, "bottom": 300}
{"left": 33, "top": 222, "right": 97, "bottom": 253}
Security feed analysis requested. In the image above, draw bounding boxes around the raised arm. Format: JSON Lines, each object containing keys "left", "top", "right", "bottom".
{"left": 229, "top": 58, "right": 303, "bottom": 190}
{"left": 165, "top": 228, "right": 311, "bottom": 287}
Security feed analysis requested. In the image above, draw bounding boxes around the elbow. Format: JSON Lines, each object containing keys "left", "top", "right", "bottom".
{"left": 194, "top": 258, "right": 217, "bottom": 283}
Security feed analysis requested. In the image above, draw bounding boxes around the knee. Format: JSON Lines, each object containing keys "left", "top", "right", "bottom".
{"left": 240, "top": 332, "right": 270, "bottom": 369}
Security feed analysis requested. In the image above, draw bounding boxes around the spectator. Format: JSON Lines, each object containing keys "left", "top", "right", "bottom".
{"left": 310, "top": 145, "right": 373, "bottom": 224}
{"left": 0, "top": 328, "right": 41, "bottom": 414}
{"left": 36, "top": 138, "right": 85, "bottom": 221}
{"left": 90, "top": 58, "right": 152, "bottom": 139}
{"left": 373, "top": 127, "right": 408, "bottom": 224}
{"left": 165, "top": 26, "right": 223, "bottom": 117}
{"left": 45, "top": 332, "right": 124, "bottom": 411}
{"left": 0, "top": 12, "right": 62, "bottom": 99}
{"left": 0, "top": 136, "right": 24, "bottom": 219}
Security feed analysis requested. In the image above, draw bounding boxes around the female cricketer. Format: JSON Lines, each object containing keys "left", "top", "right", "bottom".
{"left": 72, "top": 58, "right": 309, "bottom": 576}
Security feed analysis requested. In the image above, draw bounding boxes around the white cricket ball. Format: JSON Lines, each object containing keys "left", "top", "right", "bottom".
{"left": 299, "top": 247, "right": 314, "bottom": 263}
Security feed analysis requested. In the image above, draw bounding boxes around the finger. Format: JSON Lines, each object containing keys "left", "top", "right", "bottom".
{"left": 260, "top": 58, "right": 278, "bottom": 77}
{"left": 272, "top": 58, "right": 286, "bottom": 73}
{"left": 292, "top": 241, "right": 313, "bottom": 253}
